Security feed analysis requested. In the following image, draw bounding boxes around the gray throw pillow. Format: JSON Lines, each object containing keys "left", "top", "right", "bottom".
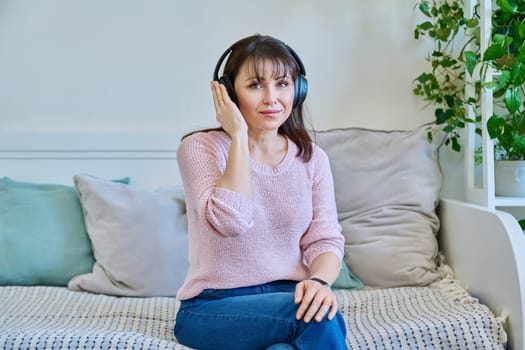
{"left": 314, "top": 126, "right": 446, "bottom": 288}
{"left": 68, "top": 174, "right": 188, "bottom": 296}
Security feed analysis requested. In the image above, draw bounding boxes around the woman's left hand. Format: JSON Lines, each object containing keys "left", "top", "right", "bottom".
{"left": 294, "top": 279, "right": 338, "bottom": 323}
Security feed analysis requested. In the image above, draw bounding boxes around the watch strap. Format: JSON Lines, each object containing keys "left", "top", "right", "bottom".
{"left": 309, "top": 277, "right": 329, "bottom": 286}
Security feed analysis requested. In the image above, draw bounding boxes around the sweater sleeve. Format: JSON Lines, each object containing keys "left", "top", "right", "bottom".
{"left": 177, "top": 132, "right": 256, "bottom": 237}
{"left": 300, "top": 146, "right": 345, "bottom": 266}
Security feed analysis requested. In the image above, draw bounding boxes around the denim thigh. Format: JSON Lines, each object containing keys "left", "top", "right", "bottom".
{"left": 175, "top": 281, "right": 297, "bottom": 350}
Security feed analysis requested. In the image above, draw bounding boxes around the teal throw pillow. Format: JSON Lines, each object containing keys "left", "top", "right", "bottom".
{"left": 332, "top": 260, "right": 364, "bottom": 290}
{"left": 0, "top": 177, "right": 128, "bottom": 286}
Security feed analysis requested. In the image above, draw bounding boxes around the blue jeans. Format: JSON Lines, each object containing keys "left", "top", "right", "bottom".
{"left": 174, "top": 280, "right": 348, "bottom": 350}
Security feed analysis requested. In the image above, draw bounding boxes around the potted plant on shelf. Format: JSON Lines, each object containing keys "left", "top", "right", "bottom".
{"left": 414, "top": 0, "right": 525, "bottom": 197}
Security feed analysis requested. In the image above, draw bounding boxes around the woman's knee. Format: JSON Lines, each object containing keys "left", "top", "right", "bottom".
{"left": 293, "top": 311, "right": 347, "bottom": 350}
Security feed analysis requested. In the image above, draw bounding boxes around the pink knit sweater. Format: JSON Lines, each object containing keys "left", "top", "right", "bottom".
{"left": 176, "top": 131, "right": 344, "bottom": 300}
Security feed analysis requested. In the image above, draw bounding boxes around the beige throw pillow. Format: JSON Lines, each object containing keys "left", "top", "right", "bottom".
{"left": 314, "top": 126, "right": 446, "bottom": 287}
{"left": 68, "top": 174, "right": 188, "bottom": 296}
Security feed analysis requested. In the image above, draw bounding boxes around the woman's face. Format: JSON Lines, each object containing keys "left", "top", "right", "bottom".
{"left": 233, "top": 58, "right": 295, "bottom": 134}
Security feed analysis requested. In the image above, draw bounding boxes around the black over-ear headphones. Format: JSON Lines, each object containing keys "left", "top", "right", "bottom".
{"left": 213, "top": 39, "right": 308, "bottom": 108}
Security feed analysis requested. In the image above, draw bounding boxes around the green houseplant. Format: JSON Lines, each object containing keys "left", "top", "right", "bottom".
{"left": 414, "top": 0, "right": 525, "bottom": 159}
{"left": 413, "top": 0, "right": 480, "bottom": 152}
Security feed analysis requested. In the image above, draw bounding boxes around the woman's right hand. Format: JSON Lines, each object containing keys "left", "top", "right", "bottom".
{"left": 210, "top": 81, "right": 248, "bottom": 138}
{"left": 211, "top": 81, "right": 253, "bottom": 199}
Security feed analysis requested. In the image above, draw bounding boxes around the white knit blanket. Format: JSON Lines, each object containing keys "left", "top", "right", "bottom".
{"left": 0, "top": 279, "right": 506, "bottom": 349}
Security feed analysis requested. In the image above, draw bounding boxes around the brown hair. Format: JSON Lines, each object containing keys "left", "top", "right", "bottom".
{"left": 184, "top": 34, "right": 313, "bottom": 162}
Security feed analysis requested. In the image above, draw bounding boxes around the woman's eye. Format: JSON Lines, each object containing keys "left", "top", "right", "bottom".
{"left": 249, "top": 82, "right": 262, "bottom": 89}
{"left": 278, "top": 81, "right": 289, "bottom": 88}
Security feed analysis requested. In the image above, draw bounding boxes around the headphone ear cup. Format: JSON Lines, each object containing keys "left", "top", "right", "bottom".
{"left": 219, "top": 75, "right": 238, "bottom": 105}
{"left": 293, "top": 75, "right": 308, "bottom": 108}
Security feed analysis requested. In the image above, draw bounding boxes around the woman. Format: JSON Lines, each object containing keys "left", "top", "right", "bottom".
{"left": 174, "top": 34, "right": 348, "bottom": 350}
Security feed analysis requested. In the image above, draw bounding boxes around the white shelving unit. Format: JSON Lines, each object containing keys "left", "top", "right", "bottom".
{"left": 464, "top": 0, "right": 525, "bottom": 210}
{"left": 461, "top": 8, "right": 525, "bottom": 350}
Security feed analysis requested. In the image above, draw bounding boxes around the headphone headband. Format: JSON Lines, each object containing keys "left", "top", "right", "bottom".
{"left": 284, "top": 44, "right": 307, "bottom": 77}
{"left": 213, "top": 41, "right": 307, "bottom": 81}
{"left": 213, "top": 45, "right": 234, "bottom": 82}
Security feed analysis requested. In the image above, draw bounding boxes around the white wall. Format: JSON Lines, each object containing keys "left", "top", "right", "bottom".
{"left": 0, "top": 0, "right": 464, "bottom": 198}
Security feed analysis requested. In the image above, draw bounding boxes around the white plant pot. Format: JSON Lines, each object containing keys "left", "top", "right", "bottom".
{"left": 495, "top": 160, "right": 525, "bottom": 197}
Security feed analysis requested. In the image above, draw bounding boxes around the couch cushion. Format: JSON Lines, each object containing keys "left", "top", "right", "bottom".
{"left": 0, "top": 279, "right": 507, "bottom": 349}
{"left": 68, "top": 174, "right": 188, "bottom": 297}
{"left": 314, "top": 126, "right": 446, "bottom": 287}
{"left": 0, "top": 177, "right": 95, "bottom": 286}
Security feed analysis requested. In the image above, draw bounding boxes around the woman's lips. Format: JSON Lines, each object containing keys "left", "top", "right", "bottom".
{"left": 260, "top": 109, "right": 282, "bottom": 117}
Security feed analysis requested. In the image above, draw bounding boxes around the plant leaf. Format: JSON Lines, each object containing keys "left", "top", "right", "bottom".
{"left": 435, "top": 108, "right": 453, "bottom": 124}
{"left": 505, "top": 87, "right": 522, "bottom": 113}
{"left": 465, "top": 18, "right": 479, "bottom": 28}
{"left": 492, "top": 33, "right": 506, "bottom": 45}
{"left": 485, "top": 81, "right": 499, "bottom": 89}
{"left": 427, "top": 130, "right": 433, "bottom": 144}
{"left": 414, "top": 72, "right": 429, "bottom": 84}
{"left": 498, "top": 70, "right": 511, "bottom": 90}
{"left": 451, "top": 137, "right": 461, "bottom": 152}
{"left": 487, "top": 115, "right": 507, "bottom": 139}
{"left": 513, "top": 64, "right": 525, "bottom": 85}
{"left": 483, "top": 45, "right": 507, "bottom": 61}
{"left": 497, "top": 0, "right": 519, "bottom": 14}
{"left": 444, "top": 95, "right": 455, "bottom": 108}
{"left": 440, "top": 57, "right": 457, "bottom": 68}
{"left": 418, "top": 21, "right": 434, "bottom": 31}
{"left": 419, "top": 1, "right": 431, "bottom": 17}
{"left": 464, "top": 51, "right": 478, "bottom": 76}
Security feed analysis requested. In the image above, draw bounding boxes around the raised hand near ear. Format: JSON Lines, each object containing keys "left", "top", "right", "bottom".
{"left": 210, "top": 81, "right": 248, "bottom": 138}
{"left": 210, "top": 80, "right": 252, "bottom": 198}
